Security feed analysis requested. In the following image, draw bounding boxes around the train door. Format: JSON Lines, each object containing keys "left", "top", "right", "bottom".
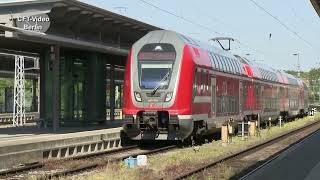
{"left": 211, "top": 77, "right": 216, "bottom": 117}
{"left": 280, "top": 86, "right": 284, "bottom": 112}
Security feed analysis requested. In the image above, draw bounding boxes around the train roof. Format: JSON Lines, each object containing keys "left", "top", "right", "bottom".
{"left": 137, "top": 30, "right": 303, "bottom": 87}
{"left": 176, "top": 31, "right": 303, "bottom": 87}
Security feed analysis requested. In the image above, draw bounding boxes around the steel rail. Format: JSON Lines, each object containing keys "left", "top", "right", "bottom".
{"left": 0, "top": 145, "right": 137, "bottom": 178}
{"left": 44, "top": 145, "right": 177, "bottom": 179}
{"left": 171, "top": 120, "right": 320, "bottom": 180}
{"left": 0, "top": 162, "right": 43, "bottom": 176}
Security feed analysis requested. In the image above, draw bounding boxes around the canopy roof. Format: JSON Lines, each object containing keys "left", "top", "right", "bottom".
{"left": 0, "top": 0, "right": 162, "bottom": 56}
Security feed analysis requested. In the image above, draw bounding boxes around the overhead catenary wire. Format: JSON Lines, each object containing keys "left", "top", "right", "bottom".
{"left": 248, "top": 0, "right": 315, "bottom": 49}
{"left": 137, "top": 0, "right": 266, "bottom": 56}
{"left": 138, "top": 0, "right": 223, "bottom": 36}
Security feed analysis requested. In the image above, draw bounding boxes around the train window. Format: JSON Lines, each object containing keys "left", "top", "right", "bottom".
{"left": 219, "top": 56, "right": 227, "bottom": 72}
{"left": 214, "top": 54, "right": 222, "bottom": 71}
{"left": 222, "top": 57, "right": 230, "bottom": 72}
{"left": 193, "top": 69, "right": 197, "bottom": 98}
{"left": 226, "top": 58, "right": 233, "bottom": 73}
{"left": 204, "top": 71, "right": 208, "bottom": 92}
{"left": 265, "top": 71, "right": 268, "bottom": 80}
{"left": 268, "top": 71, "right": 272, "bottom": 81}
{"left": 260, "top": 69, "right": 264, "bottom": 79}
{"left": 196, "top": 69, "right": 201, "bottom": 94}
{"left": 200, "top": 70, "right": 206, "bottom": 93}
{"left": 264, "top": 71, "right": 267, "bottom": 80}
{"left": 211, "top": 53, "right": 218, "bottom": 69}
{"left": 217, "top": 55, "right": 223, "bottom": 71}
{"left": 236, "top": 60, "right": 242, "bottom": 74}
{"left": 262, "top": 69, "right": 267, "bottom": 80}
{"left": 231, "top": 59, "right": 236, "bottom": 74}
{"left": 221, "top": 96, "right": 225, "bottom": 113}
{"left": 220, "top": 56, "right": 226, "bottom": 72}
{"left": 209, "top": 52, "right": 217, "bottom": 69}
{"left": 234, "top": 59, "right": 239, "bottom": 74}
{"left": 208, "top": 53, "right": 213, "bottom": 67}
{"left": 227, "top": 58, "right": 234, "bottom": 73}
{"left": 233, "top": 59, "right": 241, "bottom": 74}
{"left": 207, "top": 73, "right": 210, "bottom": 92}
{"left": 223, "top": 56, "right": 229, "bottom": 72}
{"left": 268, "top": 72, "right": 272, "bottom": 81}
{"left": 229, "top": 58, "right": 236, "bottom": 74}
{"left": 260, "top": 69, "right": 265, "bottom": 79}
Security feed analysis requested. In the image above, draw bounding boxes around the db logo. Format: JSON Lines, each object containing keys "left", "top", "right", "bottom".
{"left": 149, "top": 103, "right": 156, "bottom": 108}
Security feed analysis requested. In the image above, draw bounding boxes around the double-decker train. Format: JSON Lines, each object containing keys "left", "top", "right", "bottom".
{"left": 122, "top": 30, "right": 309, "bottom": 141}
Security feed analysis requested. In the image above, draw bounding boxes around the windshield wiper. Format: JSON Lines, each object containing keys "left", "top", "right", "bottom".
{"left": 151, "top": 71, "right": 170, "bottom": 96}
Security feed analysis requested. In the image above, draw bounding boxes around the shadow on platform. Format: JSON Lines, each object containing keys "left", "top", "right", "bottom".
{"left": 0, "top": 120, "right": 123, "bottom": 140}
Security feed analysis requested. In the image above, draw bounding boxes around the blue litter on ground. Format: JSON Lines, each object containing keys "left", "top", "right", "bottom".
{"left": 124, "top": 156, "right": 138, "bottom": 168}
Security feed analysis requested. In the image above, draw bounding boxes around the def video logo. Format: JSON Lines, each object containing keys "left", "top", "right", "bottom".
{"left": 16, "top": 13, "right": 51, "bottom": 34}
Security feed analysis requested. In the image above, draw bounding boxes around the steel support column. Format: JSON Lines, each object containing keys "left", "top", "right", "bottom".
{"left": 32, "top": 78, "right": 37, "bottom": 112}
{"left": 39, "top": 52, "right": 46, "bottom": 121}
{"left": 52, "top": 45, "right": 60, "bottom": 131}
{"left": 110, "top": 64, "right": 115, "bottom": 121}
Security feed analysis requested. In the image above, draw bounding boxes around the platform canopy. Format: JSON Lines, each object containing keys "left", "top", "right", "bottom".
{"left": 0, "top": 0, "right": 162, "bottom": 56}
{"left": 311, "top": 0, "right": 320, "bottom": 17}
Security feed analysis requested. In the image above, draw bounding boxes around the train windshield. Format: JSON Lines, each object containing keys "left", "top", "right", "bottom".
{"left": 137, "top": 43, "right": 176, "bottom": 89}
{"left": 139, "top": 63, "right": 172, "bottom": 89}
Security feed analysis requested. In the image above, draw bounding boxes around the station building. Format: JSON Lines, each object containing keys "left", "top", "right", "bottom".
{"left": 0, "top": 0, "right": 161, "bottom": 130}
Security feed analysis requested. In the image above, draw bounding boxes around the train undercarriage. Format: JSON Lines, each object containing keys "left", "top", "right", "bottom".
{"left": 122, "top": 108, "right": 310, "bottom": 145}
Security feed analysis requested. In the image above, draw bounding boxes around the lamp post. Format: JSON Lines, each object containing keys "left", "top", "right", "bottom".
{"left": 293, "top": 53, "right": 300, "bottom": 77}
{"left": 318, "top": 79, "right": 320, "bottom": 104}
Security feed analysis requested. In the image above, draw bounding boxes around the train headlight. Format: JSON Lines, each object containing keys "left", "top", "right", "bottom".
{"left": 165, "top": 92, "right": 173, "bottom": 102}
{"left": 134, "top": 92, "right": 142, "bottom": 102}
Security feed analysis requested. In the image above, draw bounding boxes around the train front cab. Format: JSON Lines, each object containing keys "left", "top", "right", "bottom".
{"left": 122, "top": 32, "right": 197, "bottom": 141}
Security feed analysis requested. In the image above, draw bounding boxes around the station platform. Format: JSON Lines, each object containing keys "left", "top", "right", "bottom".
{"left": 0, "top": 120, "right": 123, "bottom": 170}
{"left": 243, "top": 130, "right": 320, "bottom": 180}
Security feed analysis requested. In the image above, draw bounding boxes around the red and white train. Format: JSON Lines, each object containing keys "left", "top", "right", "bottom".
{"left": 122, "top": 30, "right": 309, "bottom": 141}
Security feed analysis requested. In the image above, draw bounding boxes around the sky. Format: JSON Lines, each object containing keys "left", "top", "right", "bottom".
{"left": 1, "top": 0, "right": 320, "bottom": 71}
{"left": 79, "top": 0, "right": 320, "bottom": 72}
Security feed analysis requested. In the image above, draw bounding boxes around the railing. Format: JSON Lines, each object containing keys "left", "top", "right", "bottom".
{"left": 0, "top": 112, "right": 39, "bottom": 124}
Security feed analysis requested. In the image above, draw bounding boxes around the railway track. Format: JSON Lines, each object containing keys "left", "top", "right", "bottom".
{"left": 0, "top": 144, "right": 177, "bottom": 179}
{"left": 1, "top": 117, "right": 319, "bottom": 180}
{"left": 170, "top": 119, "right": 320, "bottom": 180}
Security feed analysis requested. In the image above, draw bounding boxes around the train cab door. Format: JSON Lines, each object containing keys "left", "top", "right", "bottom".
{"left": 211, "top": 77, "right": 216, "bottom": 118}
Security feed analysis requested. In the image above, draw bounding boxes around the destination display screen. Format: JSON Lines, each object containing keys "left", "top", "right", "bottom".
{"left": 138, "top": 43, "right": 176, "bottom": 61}
{"left": 138, "top": 52, "right": 176, "bottom": 60}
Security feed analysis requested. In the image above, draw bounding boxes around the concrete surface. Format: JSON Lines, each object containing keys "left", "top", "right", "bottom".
{"left": 0, "top": 120, "right": 123, "bottom": 170}
{"left": 242, "top": 131, "right": 320, "bottom": 180}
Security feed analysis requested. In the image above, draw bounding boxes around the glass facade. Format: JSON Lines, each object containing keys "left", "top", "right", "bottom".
{"left": 60, "top": 54, "right": 88, "bottom": 123}
{"left": 0, "top": 78, "right": 38, "bottom": 113}
{"left": 106, "top": 65, "right": 124, "bottom": 120}
{"left": 57, "top": 51, "right": 108, "bottom": 125}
